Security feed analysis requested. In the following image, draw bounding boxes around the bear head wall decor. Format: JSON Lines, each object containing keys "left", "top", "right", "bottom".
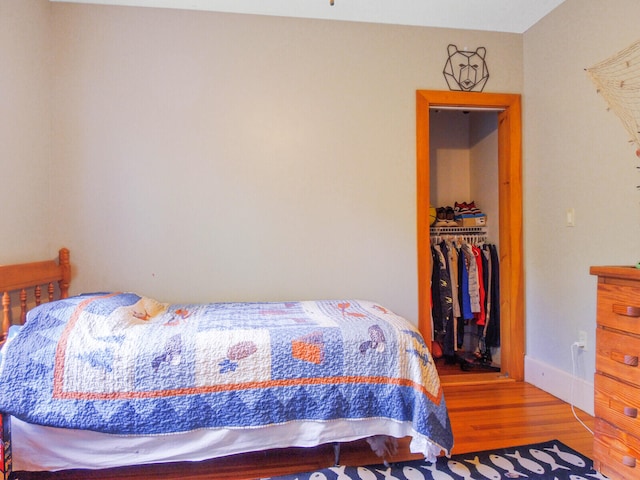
{"left": 443, "top": 44, "right": 490, "bottom": 92}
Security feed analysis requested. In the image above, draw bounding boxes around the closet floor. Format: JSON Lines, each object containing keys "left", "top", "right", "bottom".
{"left": 434, "top": 352, "right": 500, "bottom": 375}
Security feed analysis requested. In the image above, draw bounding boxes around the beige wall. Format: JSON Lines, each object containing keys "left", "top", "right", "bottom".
{"left": 46, "top": 3, "right": 522, "bottom": 322}
{"left": 1, "top": 0, "right": 52, "bottom": 261}
{"left": 523, "top": 0, "right": 640, "bottom": 411}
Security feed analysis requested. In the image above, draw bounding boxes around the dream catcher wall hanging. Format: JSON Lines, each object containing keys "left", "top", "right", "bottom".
{"left": 586, "top": 40, "right": 640, "bottom": 158}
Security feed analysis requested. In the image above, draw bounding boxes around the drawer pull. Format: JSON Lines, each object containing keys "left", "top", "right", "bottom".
{"left": 623, "top": 455, "right": 637, "bottom": 468}
{"left": 611, "top": 352, "right": 639, "bottom": 366}
{"left": 613, "top": 304, "right": 640, "bottom": 318}
{"left": 624, "top": 406, "right": 639, "bottom": 418}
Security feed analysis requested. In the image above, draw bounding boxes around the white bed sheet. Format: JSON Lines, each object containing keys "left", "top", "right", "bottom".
{"left": 12, "top": 416, "right": 443, "bottom": 471}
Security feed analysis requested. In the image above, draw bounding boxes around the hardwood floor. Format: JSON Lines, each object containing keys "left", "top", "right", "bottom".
{"left": 442, "top": 381, "right": 594, "bottom": 459}
{"left": 20, "top": 381, "right": 594, "bottom": 480}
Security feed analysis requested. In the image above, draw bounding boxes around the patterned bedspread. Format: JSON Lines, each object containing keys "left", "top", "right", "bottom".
{"left": 0, "top": 293, "right": 452, "bottom": 455}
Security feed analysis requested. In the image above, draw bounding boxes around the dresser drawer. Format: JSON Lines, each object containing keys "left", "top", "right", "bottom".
{"left": 597, "top": 327, "right": 640, "bottom": 385}
{"left": 594, "top": 417, "right": 640, "bottom": 480}
{"left": 596, "top": 373, "right": 640, "bottom": 438}
{"left": 597, "top": 282, "right": 640, "bottom": 335}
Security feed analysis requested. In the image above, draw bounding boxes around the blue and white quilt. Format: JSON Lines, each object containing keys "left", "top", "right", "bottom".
{"left": 0, "top": 293, "right": 452, "bottom": 455}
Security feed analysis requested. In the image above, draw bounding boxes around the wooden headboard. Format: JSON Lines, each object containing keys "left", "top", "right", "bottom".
{"left": 0, "top": 248, "right": 71, "bottom": 343}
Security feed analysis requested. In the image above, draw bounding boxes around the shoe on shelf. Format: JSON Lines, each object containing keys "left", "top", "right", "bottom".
{"left": 466, "top": 200, "right": 483, "bottom": 217}
{"left": 455, "top": 201, "right": 484, "bottom": 219}
{"left": 445, "top": 206, "right": 459, "bottom": 225}
{"left": 435, "top": 207, "right": 448, "bottom": 226}
{"left": 454, "top": 201, "right": 472, "bottom": 219}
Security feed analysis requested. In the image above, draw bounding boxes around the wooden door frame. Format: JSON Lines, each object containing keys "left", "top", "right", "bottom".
{"left": 416, "top": 90, "right": 524, "bottom": 381}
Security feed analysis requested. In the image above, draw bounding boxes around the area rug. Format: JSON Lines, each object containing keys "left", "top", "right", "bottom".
{"left": 263, "top": 440, "right": 605, "bottom": 480}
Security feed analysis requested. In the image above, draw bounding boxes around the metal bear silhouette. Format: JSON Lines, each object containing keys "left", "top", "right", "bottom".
{"left": 443, "top": 44, "right": 489, "bottom": 92}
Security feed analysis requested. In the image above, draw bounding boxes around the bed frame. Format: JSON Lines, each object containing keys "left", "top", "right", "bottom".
{"left": 1, "top": 248, "right": 71, "bottom": 345}
{"left": 0, "top": 249, "right": 421, "bottom": 480}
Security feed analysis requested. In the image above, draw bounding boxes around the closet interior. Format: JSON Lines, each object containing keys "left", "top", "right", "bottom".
{"left": 429, "top": 108, "right": 501, "bottom": 375}
{"left": 416, "top": 90, "right": 524, "bottom": 384}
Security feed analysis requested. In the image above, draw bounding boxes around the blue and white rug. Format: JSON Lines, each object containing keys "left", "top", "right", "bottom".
{"left": 265, "top": 440, "right": 606, "bottom": 480}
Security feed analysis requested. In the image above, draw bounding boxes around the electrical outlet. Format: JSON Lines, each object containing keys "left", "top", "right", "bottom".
{"left": 577, "top": 330, "right": 587, "bottom": 350}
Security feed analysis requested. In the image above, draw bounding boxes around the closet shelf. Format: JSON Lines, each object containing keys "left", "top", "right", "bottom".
{"left": 430, "top": 226, "right": 487, "bottom": 236}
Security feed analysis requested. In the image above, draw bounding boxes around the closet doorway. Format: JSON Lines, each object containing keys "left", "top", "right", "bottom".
{"left": 416, "top": 90, "right": 523, "bottom": 383}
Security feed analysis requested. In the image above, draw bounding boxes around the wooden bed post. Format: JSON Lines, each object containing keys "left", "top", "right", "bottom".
{"left": 59, "top": 248, "right": 71, "bottom": 299}
{"left": 0, "top": 248, "right": 72, "bottom": 345}
{"left": 1, "top": 293, "right": 9, "bottom": 344}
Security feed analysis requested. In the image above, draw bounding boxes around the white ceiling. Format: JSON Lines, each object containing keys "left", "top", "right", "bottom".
{"left": 50, "top": 0, "right": 566, "bottom": 33}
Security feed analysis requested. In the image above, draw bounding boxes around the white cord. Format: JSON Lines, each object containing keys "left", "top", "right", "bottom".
{"left": 570, "top": 343, "right": 594, "bottom": 435}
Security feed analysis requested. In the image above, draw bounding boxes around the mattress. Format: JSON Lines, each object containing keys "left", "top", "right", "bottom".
{"left": 1, "top": 294, "right": 453, "bottom": 471}
{"left": 12, "top": 416, "right": 436, "bottom": 471}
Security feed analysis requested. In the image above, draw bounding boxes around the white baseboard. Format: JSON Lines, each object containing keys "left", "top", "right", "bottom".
{"left": 524, "top": 354, "right": 594, "bottom": 416}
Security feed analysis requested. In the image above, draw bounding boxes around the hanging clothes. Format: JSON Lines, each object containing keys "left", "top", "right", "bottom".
{"left": 430, "top": 246, "right": 444, "bottom": 336}
{"left": 429, "top": 234, "right": 501, "bottom": 370}
{"left": 484, "top": 244, "right": 500, "bottom": 349}
{"left": 473, "top": 244, "right": 486, "bottom": 326}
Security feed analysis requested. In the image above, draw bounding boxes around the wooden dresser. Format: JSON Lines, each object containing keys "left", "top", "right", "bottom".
{"left": 591, "top": 266, "right": 640, "bottom": 479}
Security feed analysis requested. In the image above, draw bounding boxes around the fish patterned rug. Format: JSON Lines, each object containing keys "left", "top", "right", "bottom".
{"left": 264, "top": 440, "right": 606, "bottom": 480}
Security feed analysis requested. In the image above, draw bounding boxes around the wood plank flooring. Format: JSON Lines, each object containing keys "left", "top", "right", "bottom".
{"left": 442, "top": 381, "right": 594, "bottom": 458}
{"left": 20, "top": 381, "right": 594, "bottom": 480}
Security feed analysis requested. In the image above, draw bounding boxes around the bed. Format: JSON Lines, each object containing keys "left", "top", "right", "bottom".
{"left": 0, "top": 248, "right": 453, "bottom": 479}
